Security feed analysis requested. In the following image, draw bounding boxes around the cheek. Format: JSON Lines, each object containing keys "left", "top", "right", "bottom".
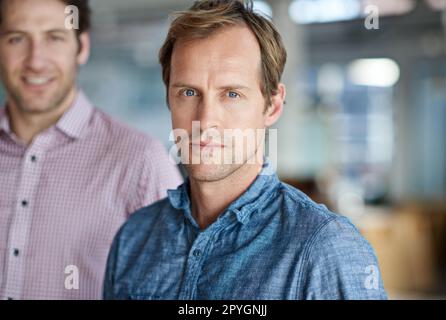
{"left": 48, "top": 44, "right": 79, "bottom": 69}
{"left": 171, "top": 109, "right": 193, "bottom": 132}
{"left": 227, "top": 101, "right": 266, "bottom": 129}
{"left": 234, "top": 115, "right": 265, "bottom": 131}
{"left": 0, "top": 51, "right": 20, "bottom": 73}
{"left": 0, "top": 62, "right": 22, "bottom": 84}
{"left": 170, "top": 98, "right": 198, "bottom": 124}
{"left": 54, "top": 55, "right": 78, "bottom": 75}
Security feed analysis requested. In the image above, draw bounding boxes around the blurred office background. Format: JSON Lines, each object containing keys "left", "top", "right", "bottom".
{"left": 1, "top": 0, "right": 446, "bottom": 299}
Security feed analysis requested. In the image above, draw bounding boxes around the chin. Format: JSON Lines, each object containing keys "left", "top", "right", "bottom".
{"left": 18, "top": 100, "right": 58, "bottom": 114}
{"left": 186, "top": 163, "right": 242, "bottom": 183}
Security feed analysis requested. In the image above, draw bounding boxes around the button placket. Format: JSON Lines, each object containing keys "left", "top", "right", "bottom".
{"left": 3, "top": 141, "right": 45, "bottom": 300}
{"left": 178, "top": 232, "right": 210, "bottom": 299}
{"left": 179, "top": 221, "right": 226, "bottom": 299}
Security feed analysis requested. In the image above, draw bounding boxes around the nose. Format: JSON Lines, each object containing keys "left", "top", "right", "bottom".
{"left": 197, "top": 95, "right": 220, "bottom": 132}
{"left": 25, "top": 39, "right": 47, "bottom": 72}
{"left": 196, "top": 96, "right": 225, "bottom": 147}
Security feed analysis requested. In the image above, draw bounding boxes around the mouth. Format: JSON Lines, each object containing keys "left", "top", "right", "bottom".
{"left": 21, "top": 76, "right": 54, "bottom": 89}
{"left": 191, "top": 142, "right": 226, "bottom": 150}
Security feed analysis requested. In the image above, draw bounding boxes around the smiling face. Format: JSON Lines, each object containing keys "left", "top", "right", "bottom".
{"left": 0, "top": 0, "right": 89, "bottom": 115}
{"left": 169, "top": 24, "right": 284, "bottom": 182}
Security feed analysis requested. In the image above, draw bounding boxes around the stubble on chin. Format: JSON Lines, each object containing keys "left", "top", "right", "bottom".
{"left": 185, "top": 162, "right": 245, "bottom": 183}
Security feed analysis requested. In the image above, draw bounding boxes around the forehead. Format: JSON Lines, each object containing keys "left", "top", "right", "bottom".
{"left": 1, "top": 0, "right": 67, "bottom": 30}
{"left": 170, "top": 25, "right": 262, "bottom": 83}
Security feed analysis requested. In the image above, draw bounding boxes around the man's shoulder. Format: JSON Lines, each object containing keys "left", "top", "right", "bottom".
{"left": 91, "top": 108, "right": 165, "bottom": 153}
{"left": 273, "top": 181, "right": 386, "bottom": 299}
{"left": 271, "top": 180, "right": 372, "bottom": 255}
{"left": 275, "top": 181, "right": 342, "bottom": 231}
{"left": 118, "top": 197, "right": 173, "bottom": 238}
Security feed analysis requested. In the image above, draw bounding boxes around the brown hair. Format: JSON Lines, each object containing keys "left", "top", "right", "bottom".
{"left": 159, "top": 0, "right": 287, "bottom": 110}
{"left": 0, "top": 0, "right": 91, "bottom": 39}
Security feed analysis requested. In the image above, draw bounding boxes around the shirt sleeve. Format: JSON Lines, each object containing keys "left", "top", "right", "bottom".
{"left": 126, "top": 138, "right": 183, "bottom": 216}
{"left": 299, "top": 216, "right": 388, "bottom": 300}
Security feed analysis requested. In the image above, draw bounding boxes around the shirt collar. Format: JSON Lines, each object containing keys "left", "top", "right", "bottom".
{"left": 0, "top": 107, "right": 11, "bottom": 134}
{"left": 167, "top": 161, "right": 280, "bottom": 225}
{"left": 55, "top": 90, "right": 94, "bottom": 139}
{"left": 0, "top": 90, "right": 93, "bottom": 140}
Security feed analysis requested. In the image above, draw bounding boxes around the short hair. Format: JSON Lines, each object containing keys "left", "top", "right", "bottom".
{"left": 0, "top": 0, "right": 91, "bottom": 36}
{"left": 159, "top": 0, "right": 287, "bottom": 110}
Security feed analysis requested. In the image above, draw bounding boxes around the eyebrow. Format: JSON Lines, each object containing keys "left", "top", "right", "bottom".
{"left": 218, "top": 85, "right": 250, "bottom": 91}
{"left": 171, "top": 83, "right": 250, "bottom": 91}
{"left": 0, "top": 30, "right": 24, "bottom": 36}
{"left": 1, "top": 28, "right": 70, "bottom": 35}
{"left": 171, "top": 83, "right": 196, "bottom": 89}
{"left": 46, "top": 29, "right": 70, "bottom": 34}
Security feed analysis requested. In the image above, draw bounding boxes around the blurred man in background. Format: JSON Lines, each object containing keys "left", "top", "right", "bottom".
{"left": 103, "top": 0, "right": 387, "bottom": 300}
{"left": 0, "top": 0, "right": 182, "bottom": 299}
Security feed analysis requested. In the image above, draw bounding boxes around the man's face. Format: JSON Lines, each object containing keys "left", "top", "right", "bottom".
{"left": 0, "top": 0, "right": 89, "bottom": 115}
{"left": 169, "top": 25, "right": 283, "bottom": 182}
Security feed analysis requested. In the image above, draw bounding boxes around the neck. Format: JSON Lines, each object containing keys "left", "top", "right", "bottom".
{"left": 7, "top": 88, "right": 77, "bottom": 145}
{"left": 189, "top": 157, "right": 264, "bottom": 230}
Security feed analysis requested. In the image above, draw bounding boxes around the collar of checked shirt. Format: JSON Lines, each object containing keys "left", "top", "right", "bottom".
{"left": 0, "top": 90, "right": 94, "bottom": 143}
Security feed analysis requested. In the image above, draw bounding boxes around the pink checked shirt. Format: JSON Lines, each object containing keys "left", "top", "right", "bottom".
{"left": 0, "top": 91, "right": 183, "bottom": 300}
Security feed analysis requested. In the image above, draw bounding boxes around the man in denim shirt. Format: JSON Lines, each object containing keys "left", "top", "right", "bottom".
{"left": 103, "top": 0, "right": 387, "bottom": 300}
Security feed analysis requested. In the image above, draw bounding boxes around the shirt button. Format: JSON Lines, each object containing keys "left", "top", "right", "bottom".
{"left": 30, "top": 155, "right": 37, "bottom": 162}
{"left": 193, "top": 249, "right": 202, "bottom": 257}
{"left": 21, "top": 200, "right": 28, "bottom": 207}
{"left": 13, "top": 249, "right": 19, "bottom": 257}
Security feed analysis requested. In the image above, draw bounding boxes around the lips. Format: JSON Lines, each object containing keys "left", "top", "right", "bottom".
{"left": 192, "top": 142, "right": 225, "bottom": 149}
{"left": 22, "top": 76, "right": 54, "bottom": 88}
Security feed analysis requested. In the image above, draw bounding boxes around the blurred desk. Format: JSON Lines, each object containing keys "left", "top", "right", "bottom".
{"left": 354, "top": 201, "right": 446, "bottom": 299}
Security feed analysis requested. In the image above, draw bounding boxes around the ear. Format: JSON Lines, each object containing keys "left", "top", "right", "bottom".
{"left": 77, "top": 32, "right": 90, "bottom": 66}
{"left": 264, "top": 83, "right": 286, "bottom": 127}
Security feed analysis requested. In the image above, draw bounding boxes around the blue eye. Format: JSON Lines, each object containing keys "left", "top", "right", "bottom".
{"left": 182, "top": 89, "right": 196, "bottom": 97}
{"left": 227, "top": 91, "right": 240, "bottom": 99}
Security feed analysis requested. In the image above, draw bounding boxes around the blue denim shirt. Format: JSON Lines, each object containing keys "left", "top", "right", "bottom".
{"left": 103, "top": 162, "right": 387, "bottom": 300}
